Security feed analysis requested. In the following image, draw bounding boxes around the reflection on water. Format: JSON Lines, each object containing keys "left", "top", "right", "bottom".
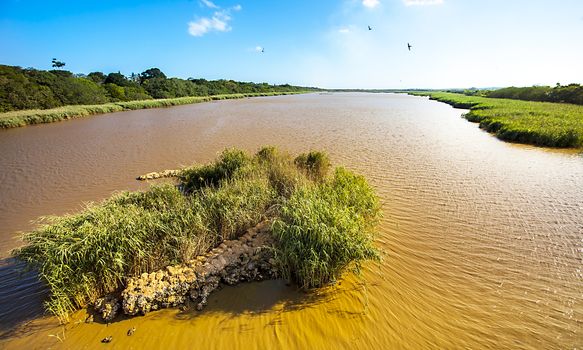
{"left": 0, "top": 93, "right": 581, "bottom": 349}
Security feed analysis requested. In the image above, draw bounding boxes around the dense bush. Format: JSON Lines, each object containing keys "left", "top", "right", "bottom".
{"left": 0, "top": 64, "right": 317, "bottom": 112}
{"left": 485, "top": 84, "right": 583, "bottom": 105}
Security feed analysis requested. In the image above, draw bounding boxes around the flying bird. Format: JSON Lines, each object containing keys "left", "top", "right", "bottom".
{"left": 368, "top": 25, "right": 372, "bottom": 31}
{"left": 407, "top": 43, "right": 412, "bottom": 51}
{"left": 261, "top": 48, "right": 265, "bottom": 53}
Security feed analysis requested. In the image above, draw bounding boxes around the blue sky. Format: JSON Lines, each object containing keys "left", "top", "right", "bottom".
{"left": 1, "top": 0, "right": 582, "bottom": 89}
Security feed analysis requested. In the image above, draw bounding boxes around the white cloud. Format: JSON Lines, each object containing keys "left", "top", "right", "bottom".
{"left": 255, "top": 46, "right": 264, "bottom": 52}
{"left": 188, "top": 11, "right": 231, "bottom": 36}
{"left": 339, "top": 28, "right": 351, "bottom": 34}
{"left": 403, "top": 0, "right": 443, "bottom": 5}
{"left": 200, "top": 0, "right": 219, "bottom": 9}
{"left": 188, "top": 3, "right": 241, "bottom": 37}
{"left": 362, "top": 0, "right": 380, "bottom": 8}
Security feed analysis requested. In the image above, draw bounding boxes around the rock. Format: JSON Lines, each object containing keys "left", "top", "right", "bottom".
{"left": 137, "top": 169, "right": 181, "bottom": 181}
{"left": 101, "top": 336, "right": 112, "bottom": 343}
{"left": 94, "top": 295, "right": 120, "bottom": 322}
{"left": 127, "top": 327, "right": 136, "bottom": 336}
{"left": 120, "top": 221, "right": 279, "bottom": 316}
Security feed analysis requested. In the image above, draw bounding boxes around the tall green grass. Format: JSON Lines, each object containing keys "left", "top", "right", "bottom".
{"left": 272, "top": 167, "right": 381, "bottom": 289}
{"left": 294, "top": 150, "right": 331, "bottom": 182}
{"left": 14, "top": 146, "right": 381, "bottom": 322}
{"left": 0, "top": 92, "right": 306, "bottom": 129}
{"left": 410, "top": 91, "right": 583, "bottom": 148}
{"left": 180, "top": 148, "right": 252, "bottom": 193}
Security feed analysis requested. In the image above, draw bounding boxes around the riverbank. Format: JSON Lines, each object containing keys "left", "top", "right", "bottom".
{"left": 13, "top": 146, "right": 380, "bottom": 323}
{"left": 410, "top": 92, "right": 583, "bottom": 148}
{"left": 0, "top": 92, "right": 307, "bottom": 129}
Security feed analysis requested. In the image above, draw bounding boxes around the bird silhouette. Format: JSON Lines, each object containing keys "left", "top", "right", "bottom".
{"left": 261, "top": 48, "right": 265, "bottom": 53}
{"left": 368, "top": 26, "right": 372, "bottom": 31}
{"left": 407, "top": 43, "right": 412, "bottom": 51}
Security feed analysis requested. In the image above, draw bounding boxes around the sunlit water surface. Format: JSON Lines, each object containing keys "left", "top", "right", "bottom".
{"left": 0, "top": 93, "right": 581, "bottom": 349}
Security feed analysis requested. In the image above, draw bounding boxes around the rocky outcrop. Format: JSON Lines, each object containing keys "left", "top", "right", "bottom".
{"left": 120, "top": 221, "right": 278, "bottom": 316}
{"left": 136, "top": 169, "right": 181, "bottom": 181}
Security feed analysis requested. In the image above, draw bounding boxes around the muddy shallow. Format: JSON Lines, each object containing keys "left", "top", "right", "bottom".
{"left": 0, "top": 93, "right": 581, "bottom": 349}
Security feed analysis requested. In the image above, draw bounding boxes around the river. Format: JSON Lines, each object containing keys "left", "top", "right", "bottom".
{"left": 0, "top": 93, "right": 581, "bottom": 349}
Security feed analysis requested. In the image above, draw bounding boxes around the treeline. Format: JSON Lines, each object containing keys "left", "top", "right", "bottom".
{"left": 459, "top": 84, "right": 583, "bottom": 105}
{"left": 0, "top": 64, "right": 316, "bottom": 112}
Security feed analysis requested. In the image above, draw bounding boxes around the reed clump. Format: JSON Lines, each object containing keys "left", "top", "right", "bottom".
{"left": 14, "top": 146, "right": 381, "bottom": 322}
{"left": 410, "top": 91, "right": 583, "bottom": 148}
{"left": 272, "top": 167, "right": 381, "bottom": 289}
{"left": 294, "top": 150, "right": 331, "bottom": 182}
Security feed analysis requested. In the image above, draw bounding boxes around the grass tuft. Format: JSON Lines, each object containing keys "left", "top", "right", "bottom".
{"left": 272, "top": 167, "right": 381, "bottom": 289}
{"left": 179, "top": 148, "right": 251, "bottom": 193}
{"left": 294, "top": 151, "right": 331, "bottom": 182}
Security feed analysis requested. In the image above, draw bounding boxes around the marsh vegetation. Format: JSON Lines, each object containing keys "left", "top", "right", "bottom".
{"left": 13, "top": 147, "right": 381, "bottom": 322}
{"left": 411, "top": 92, "right": 583, "bottom": 148}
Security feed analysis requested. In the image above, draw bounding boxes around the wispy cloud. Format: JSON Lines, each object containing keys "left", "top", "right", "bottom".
{"left": 200, "top": 0, "right": 219, "bottom": 9}
{"left": 338, "top": 28, "right": 351, "bottom": 34}
{"left": 362, "top": 0, "right": 380, "bottom": 8}
{"left": 188, "top": 3, "right": 242, "bottom": 37}
{"left": 403, "top": 0, "right": 443, "bottom": 5}
{"left": 254, "top": 46, "right": 264, "bottom": 52}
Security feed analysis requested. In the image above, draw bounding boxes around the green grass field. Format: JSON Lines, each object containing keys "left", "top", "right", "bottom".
{"left": 0, "top": 92, "right": 305, "bottom": 129}
{"left": 14, "top": 147, "right": 380, "bottom": 322}
{"left": 410, "top": 92, "right": 583, "bottom": 148}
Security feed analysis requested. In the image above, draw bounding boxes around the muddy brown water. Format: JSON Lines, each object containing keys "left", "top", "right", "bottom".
{"left": 0, "top": 93, "right": 581, "bottom": 349}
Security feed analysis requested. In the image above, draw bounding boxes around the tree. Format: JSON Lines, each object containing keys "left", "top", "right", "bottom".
{"left": 51, "top": 58, "right": 66, "bottom": 69}
{"left": 139, "top": 68, "right": 166, "bottom": 83}
{"left": 104, "top": 72, "right": 131, "bottom": 87}
{"left": 87, "top": 72, "right": 106, "bottom": 84}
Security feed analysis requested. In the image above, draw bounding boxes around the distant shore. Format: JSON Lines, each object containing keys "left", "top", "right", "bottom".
{"left": 409, "top": 92, "right": 583, "bottom": 149}
{"left": 0, "top": 92, "right": 307, "bottom": 129}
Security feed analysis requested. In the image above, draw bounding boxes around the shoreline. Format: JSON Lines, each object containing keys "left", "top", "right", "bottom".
{"left": 0, "top": 92, "right": 308, "bottom": 129}
{"left": 409, "top": 92, "right": 583, "bottom": 149}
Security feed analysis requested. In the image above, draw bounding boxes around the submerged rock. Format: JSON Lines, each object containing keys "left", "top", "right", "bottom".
{"left": 121, "top": 221, "right": 278, "bottom": 316}
{"left": 136, "top": 169, "right": 181, "bottom": 181}
{"left": 101, "top": 336, "right": 112, "bottom": 343}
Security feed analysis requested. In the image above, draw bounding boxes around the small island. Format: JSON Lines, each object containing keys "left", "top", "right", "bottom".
{"left": 13, "top": 146, "right": 381, "bottom": 323}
